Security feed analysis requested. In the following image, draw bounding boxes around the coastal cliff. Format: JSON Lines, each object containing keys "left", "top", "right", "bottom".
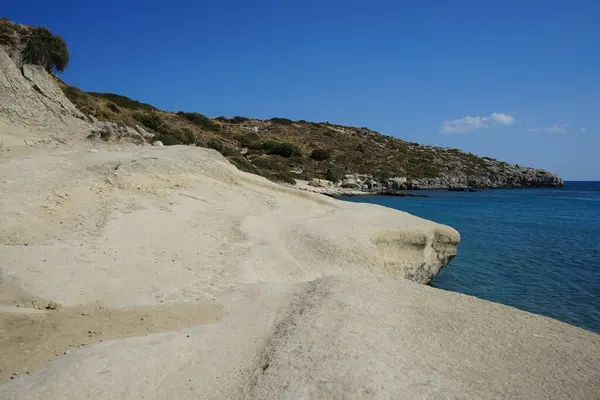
{"left": 1, "top": 18, "right": 598, "bottom": 400}
{"left": 0, "top": 18, "right": 563, "bottom": 191}
{"left": 293, "top": 162, "right": 563, "bottom": 197}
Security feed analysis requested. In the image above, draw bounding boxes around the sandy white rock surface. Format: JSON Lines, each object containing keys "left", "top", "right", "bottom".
{"left": 0, "top": 142, "right": 598, "bottom": 399}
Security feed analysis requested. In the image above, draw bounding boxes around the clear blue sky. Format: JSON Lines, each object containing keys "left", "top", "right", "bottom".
{"left": 4, "top": 1, "right": 599, "bottom": 179}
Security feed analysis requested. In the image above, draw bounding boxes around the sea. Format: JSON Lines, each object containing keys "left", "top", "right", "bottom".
{"left": 342, "top": 181, "right": 600, "bottom": 334}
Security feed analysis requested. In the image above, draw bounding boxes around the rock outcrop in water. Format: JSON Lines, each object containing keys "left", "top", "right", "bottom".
{"left": 410, "top": 164, "right": 563, "bottom": 189}
{"left": 328, "top": 164, "right": 563, "bottom": 194}
{"left": 394, "top": 167, "right": 559, "bottom": 190}
{"left": 294, "top": 165, "right": 563, "bottom": 197}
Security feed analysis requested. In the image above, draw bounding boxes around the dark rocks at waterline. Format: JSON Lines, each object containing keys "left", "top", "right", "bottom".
{"left": 325, "top": 191, "right": 430, "bottom": 199}
{"left": 377, "top": 191, "right": 430, "bottom": 197}
{"left": 410, "top": 168, "right": 563, "bottom": 190}
{"left": 447, "top": 188, "right": 479, "bottom": 192}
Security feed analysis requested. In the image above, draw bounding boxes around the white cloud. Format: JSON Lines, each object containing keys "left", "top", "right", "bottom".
{"left": 528, "top": 123, "right": 568, "bottom": 133}
{"left": 581, "top": 127, "right": 588, "bottom": 133}
{"left": 439, "top": 112, "right": 515, "bottom": 134}
{"left": 489, "top": 112, "right": 516, "bottom": 125}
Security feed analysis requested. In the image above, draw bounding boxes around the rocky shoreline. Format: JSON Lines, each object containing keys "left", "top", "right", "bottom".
{"left": 294, "top": 169, "right": 563, "bottom": 198}
{"left": 344, "top": 168, "right": 563, "bottom": 190}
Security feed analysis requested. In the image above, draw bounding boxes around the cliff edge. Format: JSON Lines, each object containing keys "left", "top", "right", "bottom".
{"left": 0, "top": 19, "right": 152, "bottom": 147}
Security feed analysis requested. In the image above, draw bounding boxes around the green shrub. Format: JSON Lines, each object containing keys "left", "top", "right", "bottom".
{"left": 270, "top": 117, "right": 294, "bottom": 125}
{"left": 261, "top": 140, "right": 279, "bottom": 151}
{"left": 214, "top": 116, "right": 250, "bottom": 124}
{"left": 106, "top": 102, "right": 120, "bottom": 113}
{"left": 133, "top": 111, "right": 164, "bottom": 132}
{"left": 273, "top": 142, "right": 300, "bottom": 158}
{"left": 405, "top": 162, "right": 439, "bottom": 179}
{"left": 374, "top": 169, "right": 393, "bottom": 181}
{"left": 264, "top": 172, "right": 296, "bottom": 185}
{"left": 247, "top": 141, "right": 263, "bottom": 150}
{"left": 176, "top": 112, "right": 219, "bottom": 132}
{"left": 220, "top": 146, "right": 240, "bottom": 157}
{"left": 310, "top": 148, "right": 331, "bottom": 161}
{"left": 181, "top": 127, "right": 197, "bottom": 145}
{"left": 251, "top": 157, "right": 286, "bottom": 172}
{"left": 90, "top": 93, "right": 156, "bottom": 111}
{"left": 227, "top": 156, "right": 296, "bottom": 185}
{"left": 230, "top": 116, "right": 250, "bottom": 124}
{"left": 62, "top": 85, "right": 97, "bottom": 115}
{"left": 238, "top": 133, "right": 262, "bottom": 150}
{"left": 206, "top": 138, "right": 224, "bottom": 153}
{"left": 155, "top": 134, "right": 182, "bottom": 146}
{"left": 326, "top": 166, "right": 344, "bottom": 183}
{"left": 227, "top": 156, "right": 260, "bottom": 174}
{"left": 0, "top": 18, "right": 16, "bottom": 46}
{"left": 262, "top": 141, "right": 300, "bottom": 158}
{"left": 22, "top": 27, "right": 69, "bottom": 73}
{"left": 133, "top": 112, "right": 196, "bottom": 144}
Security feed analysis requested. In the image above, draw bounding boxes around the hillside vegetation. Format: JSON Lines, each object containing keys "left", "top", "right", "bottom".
{"left": 0, "top": 18, "right": 68, "bottom": 73}
{"left": 58, "top": 85, "right": 562, "bottom": 189}
{"left": 1, "top": 17, "right": 562, "bottom": 190}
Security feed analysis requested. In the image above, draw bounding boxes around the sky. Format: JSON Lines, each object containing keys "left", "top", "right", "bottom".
{"left": 3, "top": 0, "right": 599, "bottom": 179}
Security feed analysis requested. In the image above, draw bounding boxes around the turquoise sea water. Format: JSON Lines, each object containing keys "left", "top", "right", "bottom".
{"left": 343, "top": 182, "right": 600, "bottom": 334}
